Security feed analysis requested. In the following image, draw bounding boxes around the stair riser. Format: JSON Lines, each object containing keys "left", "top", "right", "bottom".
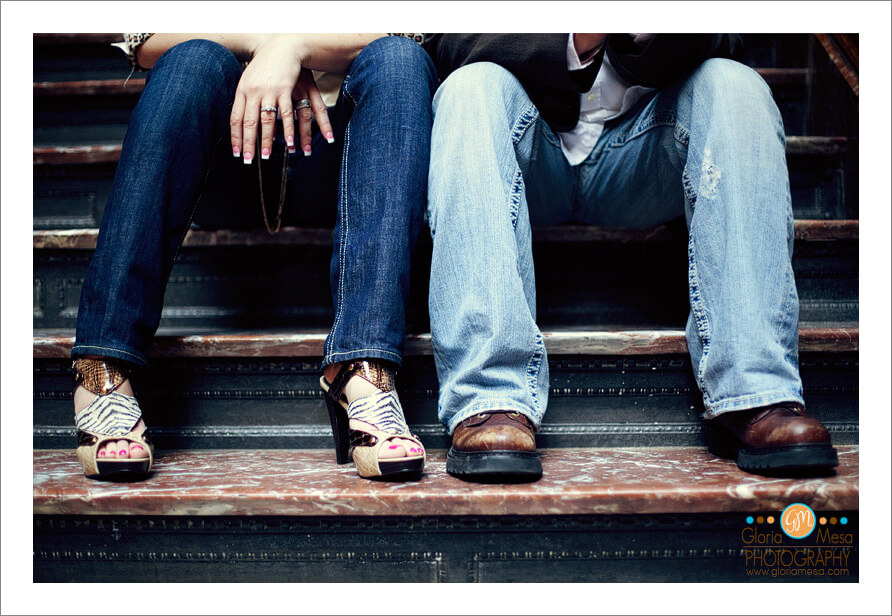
{"left": 33, "top": 351, "right": 858, "bottom": 449}
{"left": 33, "top": 148, "right": 853, "bottom": 229}
{"left": 33, "top": 511, "right": 859, "bottom": 583}
{"left": 33, "top": 235, "right": 859, "bottom": 331}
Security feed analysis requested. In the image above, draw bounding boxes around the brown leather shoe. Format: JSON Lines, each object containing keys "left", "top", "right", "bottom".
{"left": 706, "top": 404, "right": 838, "bottom": 475}
{"left": 446, "top": 411, "right": 542, "bottom": 482}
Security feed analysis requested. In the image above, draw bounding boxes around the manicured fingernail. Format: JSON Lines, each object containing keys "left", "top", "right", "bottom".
{"left": 303, "top": 146, "right": 312, "bottom": 157}
{"left": 243, "top": 153, "right": 253, "bottom": 164}
{"left": 325, "top": 132, "right": 335, "bottom": 144}
{"left": 286, "top": 136, "right": 294, "bottom": 147}
{"left": 232, "top": 146, "right": 240, "bottom": 157}
{"left": 288, "top": 147, "right": 297, "bottom": 154}
{"left": 261, "top": 147, "right": 271, "bottom": 160}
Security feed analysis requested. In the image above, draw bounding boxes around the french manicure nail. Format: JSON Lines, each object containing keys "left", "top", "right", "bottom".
{"left": 288, "top": 147, "right": 296, "bottom": 155}
{"left": 303, "top": 147, "right": 312, "bottom": 157}
{"left": 325, "top": 132, "right": 335, "bottom": 144}
{"left": 232, "top": 146, "right": 240, "bottom": 157}
{"left": 243, "top": 153, "right": 253, "bottom": 165}
{"left": 286, "top": 137, "right": 294, "bottom": 147}
{"left": 261, "top": 147, "right": 271, "bottom": 160}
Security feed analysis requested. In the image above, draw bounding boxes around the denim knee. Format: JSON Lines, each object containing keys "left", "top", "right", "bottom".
{"left": 686, "top": 58, "right": 782, "bottom": 126}
{"left": 345, "top": 36, "right": 437, "bottom": 103}
{"left": 149, "top": 38, "right": 243, "bottom": 92}
{"left": 434, "top": 62, "right": 523, "bottom": 115}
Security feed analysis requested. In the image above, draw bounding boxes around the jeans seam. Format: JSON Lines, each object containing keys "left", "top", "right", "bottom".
{"left": 326, "top": 118, "right": 351, "bottom": 359}
{"left": 327, "top": 348, "right": 402, "bottom": 363}
{"left": 70, "top": 344, "right": 146, "bottom": 365}
{"left": 688, "top": 231, "right": 713, "bottom": 403}
{"left": 506, "top": 103, "right": 538, "bottom": 228}
{"left": 525, "top": 332, "right": 545, "bottom": 413}
{"left": 703, "top": 389, "right": 805, "bottom": 418}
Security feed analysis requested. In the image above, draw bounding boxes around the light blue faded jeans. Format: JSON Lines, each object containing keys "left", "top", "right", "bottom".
{"left": 427, "top": 59, "right": 804, "bottom": 433}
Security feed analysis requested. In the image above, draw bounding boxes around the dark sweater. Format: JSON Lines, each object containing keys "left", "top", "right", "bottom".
{"left": 422, "top": 34, "right": 744, "bottom": 132}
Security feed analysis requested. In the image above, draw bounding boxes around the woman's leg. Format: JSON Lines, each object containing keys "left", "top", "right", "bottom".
{"left": 320, "top": 36, "right": 437, "bottom": 473}
{"left": 71, "top": 40, "right": 245, "bottom": 466}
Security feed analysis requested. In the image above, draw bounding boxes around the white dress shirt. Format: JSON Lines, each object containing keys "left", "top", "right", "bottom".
{"left": 558, "top": 34, "right": 657, "bottom": 165}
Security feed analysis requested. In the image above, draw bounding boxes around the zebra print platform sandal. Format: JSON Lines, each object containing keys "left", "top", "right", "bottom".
{"left": 320, "top": 360, "right": 424, "bottom": 480}
{"left": 73, "top": 358, "right": 153, "bottom": 480}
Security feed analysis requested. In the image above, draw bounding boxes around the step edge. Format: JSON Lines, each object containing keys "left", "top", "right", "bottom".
{"left": 32, "top": 446, "right": 859, "bottom": 516}
{"left": 33, "top": 136, "right": 850, "bottom": 165}
{"left": 33, "top": 326, "right": 859, "bottom": 359}
{"left": 32, "top": 219, "right": 859, "bottom": 250}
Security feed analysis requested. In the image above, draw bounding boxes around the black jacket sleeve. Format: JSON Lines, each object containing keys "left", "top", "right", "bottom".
{"left": 606, "top": 34, "right": 744, "bottom": 87}
{"left": 423, "top": 34, "right": 602, "bottom": 132}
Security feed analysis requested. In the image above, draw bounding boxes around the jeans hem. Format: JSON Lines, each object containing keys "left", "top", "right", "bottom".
{"left": 323, "top": 348, "right": 403, "bottom": 369}
{"left": 445, "top": 400, "right": 541, "bottom": 435}
{"left": 703, "top": 389, "right": 805, "bottom": 419}
{"left": 70, "top": 344, "right": 148, "bottom": 368}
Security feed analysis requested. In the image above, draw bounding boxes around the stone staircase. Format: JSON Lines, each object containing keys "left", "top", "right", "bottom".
{"left": 32, "top": 33, "right": 859, "bottom": 582}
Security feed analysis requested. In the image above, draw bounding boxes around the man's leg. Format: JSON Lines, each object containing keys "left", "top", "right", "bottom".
{"left": 575, "top": 57, "right": 836, "bottom": 474}
{"left": 428, "top": 62, "right": 574, "bottom": 481}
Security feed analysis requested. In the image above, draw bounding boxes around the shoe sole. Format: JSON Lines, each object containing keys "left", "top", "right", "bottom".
{"left": 88, "top": 459, "right": 152, "bottom": 481}
{"left": 446, "top": 448, "right": 542, "bottom": 483}
{"left": 737, "top": 443, "right": 839, "bottom": 472}
{"left": 704, "top": 420, "right": 839, "bottom": 474}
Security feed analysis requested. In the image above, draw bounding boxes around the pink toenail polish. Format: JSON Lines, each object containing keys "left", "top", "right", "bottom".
{"left": 389, "top": 445, "right": 399, "bottom": 450}
{"left": 132, "top": 445, "right": 144, "bottom": 452}
{"left": 119, "top": 450, "right": 128, "bottom": 456}
{"left": 99, "top": 451, "right": 107, "bottom": 457}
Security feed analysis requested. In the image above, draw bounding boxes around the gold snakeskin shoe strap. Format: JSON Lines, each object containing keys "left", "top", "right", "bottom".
{"left": 349, "top": 360, "right": 396, "bottom": 392}
{"left": 73, "top": 358, "right": 131, "bottom": 395}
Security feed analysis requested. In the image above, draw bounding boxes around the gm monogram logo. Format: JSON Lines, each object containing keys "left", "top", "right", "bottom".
{"left": 781, "top": 503, "right": 816, "bottom": 539}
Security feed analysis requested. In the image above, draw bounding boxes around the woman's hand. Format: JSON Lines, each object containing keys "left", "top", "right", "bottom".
{"left": 229, "top": 35, "right": 333, "bottom": 163}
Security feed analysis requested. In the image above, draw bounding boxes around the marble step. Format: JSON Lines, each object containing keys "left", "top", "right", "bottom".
{"left": 33, "top": 325, "right": 860, "bottom": 360}
{"left": 31, "top": 135, "right": 851, "bottom": 162}
{"left": 33, "top": 445, "right": 859, "bottom": 582}
{"left": 33, "top": 326, "right": 859, "bottom": 450}
{"left": 34, "top": 446, "right": 859, "bottom": 517}
{"left": 32, "top": 219, "right": 859, "bottom": 250}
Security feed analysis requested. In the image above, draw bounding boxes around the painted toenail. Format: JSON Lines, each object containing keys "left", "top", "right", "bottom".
{"left": 119, "top": 450, "right": 128, "bottom": 456}
{"left": 132, "top": 445, "right": 144, "bottom": 452}
{"left": 99, "top": 451, "right": 106, "bottom": 457}
{"left": 389, "top": 445, "right": 399, "bottom": 450}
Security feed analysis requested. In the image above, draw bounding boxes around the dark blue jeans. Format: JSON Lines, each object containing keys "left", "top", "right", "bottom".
{"left": 72, "top": 36, "right": 436, "bottom": 369}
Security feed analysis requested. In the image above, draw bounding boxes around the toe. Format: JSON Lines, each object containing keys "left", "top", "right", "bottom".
{"left": 129, "top": 442, "right": 149, "bottom": 459}
{"left": 103, "top": 441, "right": 118, "bottom": 458}
{"left": 115, "top": 439, "right": 130, "bottom": 459}
{"left": 380, "top": 442, "right": 409, "bottom": 459}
